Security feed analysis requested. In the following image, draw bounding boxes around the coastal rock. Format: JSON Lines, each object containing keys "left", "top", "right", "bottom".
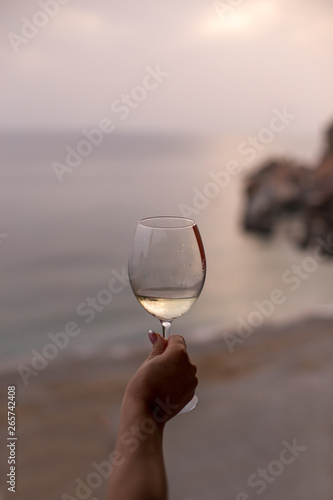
{"left": 242, "top": 122, "right": 333, "bottom": 254}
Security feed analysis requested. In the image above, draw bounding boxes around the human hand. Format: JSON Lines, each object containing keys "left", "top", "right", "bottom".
{"left": 124, "top": 332, "right": 198, "bottom": 422}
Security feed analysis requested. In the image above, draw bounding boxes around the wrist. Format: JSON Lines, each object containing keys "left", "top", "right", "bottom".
{"left": 114, "top": 394, "right": 165, "bottom": 462}
{"left": 121, "top": 393, "right": 166, "bottom": 435}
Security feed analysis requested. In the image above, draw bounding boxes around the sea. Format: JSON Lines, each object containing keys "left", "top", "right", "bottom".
{"left": 1, "top": 130, "right": 333, "bottom": 367}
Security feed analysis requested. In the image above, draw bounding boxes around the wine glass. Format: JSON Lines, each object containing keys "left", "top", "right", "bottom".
{"left": 128, "top": 216, "right": 206, "bottom": 413}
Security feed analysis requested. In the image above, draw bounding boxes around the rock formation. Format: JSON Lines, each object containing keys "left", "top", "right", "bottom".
{"left": 242, "top": 122, "right": 333, "bottom": 254}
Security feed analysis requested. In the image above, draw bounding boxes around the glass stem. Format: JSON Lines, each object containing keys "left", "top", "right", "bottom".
{"left": 161, "top": 320, "right": 172, "bottom": 339}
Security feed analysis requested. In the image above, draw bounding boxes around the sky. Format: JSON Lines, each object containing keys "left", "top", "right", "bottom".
{"left": 1, "top": 0, "right": 333, "bottom": 134}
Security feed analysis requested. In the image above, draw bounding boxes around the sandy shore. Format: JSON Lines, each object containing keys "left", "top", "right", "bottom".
{"left": 0, "top": 315, "right": 333, "bottom": 500}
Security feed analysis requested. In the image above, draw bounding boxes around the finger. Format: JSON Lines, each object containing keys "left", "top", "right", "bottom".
{"left": 147, "top": 332, "right": 168, "bottom": 359}
{"left": 148, "top": 330, "right": 158, "bottom": 345}
{"left": 167, "top": 334, "right": 187, "bottom": 350}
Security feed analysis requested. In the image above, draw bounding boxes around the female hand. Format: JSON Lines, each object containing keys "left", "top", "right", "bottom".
{"left": 124, "top": 332, "right": 198, "bottom": 422}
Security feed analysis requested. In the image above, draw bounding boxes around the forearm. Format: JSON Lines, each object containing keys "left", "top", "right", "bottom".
{"left": 107, "top": 332, "right": 197, "bottom": 499}
{"left": 107, "top": 396, "right": 167, "bottom": 500}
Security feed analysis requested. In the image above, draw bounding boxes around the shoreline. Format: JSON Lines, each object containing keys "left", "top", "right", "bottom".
{"left": 0, "top": 314, "right": 333, "bottom": 500}
{"left": 1, "top": 311, "right": 332, "bottom": 379}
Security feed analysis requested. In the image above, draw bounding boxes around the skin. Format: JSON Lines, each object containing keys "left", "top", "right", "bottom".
{"left": 107, "top": 332, "right": 198, "bottom": 500}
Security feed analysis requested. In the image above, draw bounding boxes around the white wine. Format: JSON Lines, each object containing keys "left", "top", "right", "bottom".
{"left": 135, "top": 288, "right": 198, "bottom": 320}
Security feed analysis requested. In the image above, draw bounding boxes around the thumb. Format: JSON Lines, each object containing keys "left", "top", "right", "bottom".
{"left": 147, "top": 331, "right": 168, "bottom": 359}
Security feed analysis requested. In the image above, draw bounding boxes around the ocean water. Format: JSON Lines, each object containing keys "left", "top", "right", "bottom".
{"left": 1, "top": 131, "right": 333, "bottom": 364}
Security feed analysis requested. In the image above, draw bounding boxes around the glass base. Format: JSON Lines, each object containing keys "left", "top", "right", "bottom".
{"left": 179, "top": 394, "right": 198, "bottom": 414}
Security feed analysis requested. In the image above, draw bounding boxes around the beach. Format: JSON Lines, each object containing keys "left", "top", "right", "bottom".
{"left": 2, "top": 0, "right": 333, "bottom": 496}
{"left": 1, "top": 315, "right": 332, "bottom": 500}
{"left": 1, "top": 132, "right": 333, "bottom": 500}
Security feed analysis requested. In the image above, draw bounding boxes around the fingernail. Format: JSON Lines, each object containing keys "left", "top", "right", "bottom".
{"left": 148, "top": 330, "right": 158, "bottom": 344}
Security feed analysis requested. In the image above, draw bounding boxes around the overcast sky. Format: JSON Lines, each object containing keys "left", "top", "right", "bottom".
{"left": 1, "top": 0, "right": 333, "bottom": 134}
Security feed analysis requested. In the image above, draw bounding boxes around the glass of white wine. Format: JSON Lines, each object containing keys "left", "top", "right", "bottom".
{"left": 128, "top": 216, "right": 206, "bottom": 413}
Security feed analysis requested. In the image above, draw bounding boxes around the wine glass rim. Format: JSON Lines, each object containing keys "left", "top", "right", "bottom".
{"left": 139, "top": 216, "right": 196, "bottom": 229}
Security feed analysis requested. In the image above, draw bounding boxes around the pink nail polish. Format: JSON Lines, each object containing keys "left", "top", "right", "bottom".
{"left": 148, "top": 330, "right": 158, "bottom": 344}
